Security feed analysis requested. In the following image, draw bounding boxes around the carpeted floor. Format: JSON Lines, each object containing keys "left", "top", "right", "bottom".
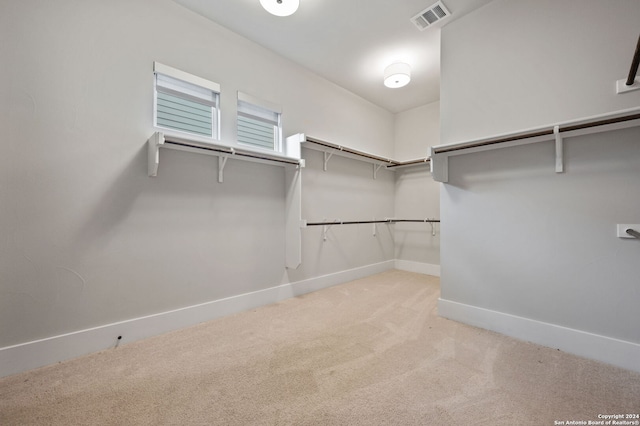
{"left": 1, "top": 270, "right": 639, "bottom": 425}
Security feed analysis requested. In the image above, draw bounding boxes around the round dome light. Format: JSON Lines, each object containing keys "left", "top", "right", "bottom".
{"left": 384, "top": 62, "right": 411, "bottom": 88}
{"left": 260, "top": 0, "right": 300, "bottom": 17}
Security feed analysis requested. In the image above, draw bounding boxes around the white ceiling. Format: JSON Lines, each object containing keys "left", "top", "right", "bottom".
{"left": 172, "top": 0, "right": 492, "bottom": 113}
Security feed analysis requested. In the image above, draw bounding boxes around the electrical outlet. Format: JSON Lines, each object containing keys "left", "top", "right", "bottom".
{"left": 617, "top": 224, "right": 640, "bottom": 238}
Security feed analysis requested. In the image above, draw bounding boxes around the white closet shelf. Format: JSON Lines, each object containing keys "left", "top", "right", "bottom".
{"left": 148, "top": 131, "right": 303, "bottom": 182}
{"left": 299, "top": 135, "right": 430, "bottom": 178}
{"left": 430, "top": 107, "right": 640, "bottom": 183}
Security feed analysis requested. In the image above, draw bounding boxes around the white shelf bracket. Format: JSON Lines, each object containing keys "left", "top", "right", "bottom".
{"left": 372, "top": 218, "right": 377, "bottom": 237}
{"left": 429, "top": 220, "right": 436, "bottom": 236}
{"left": 323, "top": 220, "right": 340, "bottom": 241}
{"left": 323, "top": 151, "right": 334, "bottom": 171}
{"left": 554, "top": 125, "right": 564, "bottom": 173}
{"left": 147, "top": 132, "right": 165, "bottom": 177}
{"left": 323, "top": 224, "right": 330, "bottom": 241}
{"left": 373, "top": 163, "right": 383, "bottom": 180}
{"left": 218, "top": 156, "right": 229, "bottom": 183}
{"left": 430, "top": 146, "right": 449, "bottom": 183}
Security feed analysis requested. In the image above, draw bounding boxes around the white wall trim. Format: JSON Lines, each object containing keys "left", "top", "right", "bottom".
{"left": 395, "top": 259, "right": 440, "bottom": 277}
{"left": 0, "top": 260, "right": 395, "bottom": 378}
{"left": 438, "top": 298, "right": 640, "bottom": 373}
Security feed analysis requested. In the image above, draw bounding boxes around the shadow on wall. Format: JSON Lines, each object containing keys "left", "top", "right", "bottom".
{"left": 72, "top": 143, "right": 149, "bottom": 257}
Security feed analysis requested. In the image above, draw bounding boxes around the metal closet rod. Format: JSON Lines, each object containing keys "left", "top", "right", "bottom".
{"left": 306, "top": 219, "right": 440, "bottom": 226}
{"left": 386, "top": 158, "right": 431, "bottom": 168}
{"left": 627, "top": 34, "right": 640, "bottom": 86}
{"left": 164, "top": 141, "right": 301, "bottom": 166}
{"left": 305, "top": 137, "right": 430, "bottom": 167}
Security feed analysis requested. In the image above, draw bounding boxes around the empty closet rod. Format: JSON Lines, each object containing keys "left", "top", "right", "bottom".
{"left": 627, "top": 228, "right": 640, "bottom": 239}
{"left": 164, "top": 141, "right": 301, "bottom": 166}
{"left": 305, "top": 137, "right": 395, "bottom": 164}
{"left": 627, "top": 34, "right": 640, "bottom": 86}
{"left": 387, "top": 219, "right": 440, "bottom": 223}
{"left": 386, "top": 158, "right": 431, "bottom": 169}
{"left": 433, "top": 111, "right": 640, "bottom": 155}
{"left": 303, "top": 137, "right": 431, "bottom": 169}
{"left": 306, "top": 219, "right": 440, "bottom": 226}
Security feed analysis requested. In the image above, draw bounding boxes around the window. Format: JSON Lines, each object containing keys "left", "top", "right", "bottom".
{"left": 154, "top": 62, "right": 220, "bottom": 139}
{"left": 237, "top": 92, "right": 282, "bottom": 152}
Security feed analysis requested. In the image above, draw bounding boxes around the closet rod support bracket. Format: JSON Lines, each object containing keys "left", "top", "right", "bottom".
{"left": 323, "top": 151, "right": 334, "bottom": 171}
{"left": 617, "top": 78, "right": 640, "bottom": 94}
{"left": 618, "top": 224, "right": 640, "bottom": 238}
{"left": 373, "top": 164, "right": 383, "bottom": 180}
{"left": 554, "top": 125, "right": 564, "bottom": 173}
{"left": 218, "top": 156, "right": 229, "bottom": 183}
{"left": 148, "top": 132, "right": 165, "bottom": 177}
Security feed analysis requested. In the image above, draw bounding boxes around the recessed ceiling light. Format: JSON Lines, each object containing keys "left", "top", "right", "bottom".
{"left": 384, "top": 63, "right": 411, "bottom": 88}
{"left": 260, "top": 0, "right": 299, "bottom": 17}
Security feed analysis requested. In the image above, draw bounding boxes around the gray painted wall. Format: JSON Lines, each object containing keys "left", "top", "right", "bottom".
{"left": 0, "top": 0, "right": 397, "bottom": 348}
{"left": 440, "top": 0, "right": 640, "bottom": 346}
{"left": 441, "top": 0, "right": 640, "bottom": 142}
{"left": 393, "top": 102, "right": 441, "bottom": 266}
{"left": 287, "top": 148, "right": 396, "bottom": 283}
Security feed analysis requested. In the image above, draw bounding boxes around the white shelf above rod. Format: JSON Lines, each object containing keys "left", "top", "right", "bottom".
{"left": 430, "top": 107, "right": 640, "bottom": 183}
{"left": 147, "top": 131, "right": 302, "bottom": 182}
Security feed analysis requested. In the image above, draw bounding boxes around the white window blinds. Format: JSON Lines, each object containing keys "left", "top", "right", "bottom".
{"left": 237, "top": 92, "right": 282, "bottom": 151}
{"left": 154, "top": 62, "right": 220, "bottom": 139}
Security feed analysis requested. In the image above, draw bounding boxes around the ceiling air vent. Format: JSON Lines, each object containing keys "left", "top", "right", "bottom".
{"left": 411, "top": 1, "right": 451, "bottom": 31}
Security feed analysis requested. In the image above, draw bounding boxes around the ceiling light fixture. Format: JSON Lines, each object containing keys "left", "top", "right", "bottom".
{"left": 384, "top": 63, "right": 411, "bottom": 88}
{"left": 260, "top": 0, "right": 299, "bottom": 17}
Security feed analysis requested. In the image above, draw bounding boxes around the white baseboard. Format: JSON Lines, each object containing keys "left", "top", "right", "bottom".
{"left": 0, "top": 260, "right": 395, "bottom": 379}
{"left": 395, "top": 259, "right": 440, "bottom": 277}
{"left": 438, "top": 298, "right": 640, "bottom": 373}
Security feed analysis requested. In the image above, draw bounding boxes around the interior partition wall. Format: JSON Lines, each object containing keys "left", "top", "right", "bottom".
{"left": 439, "top": 0, "right": 640, "bottom": 372}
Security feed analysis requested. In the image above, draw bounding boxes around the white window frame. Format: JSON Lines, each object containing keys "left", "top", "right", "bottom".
{"left": 237, "top": 91, "right": 283, "bottom": 153}
{"left": 153, "top": 62, "right": 221, "bottom": 140}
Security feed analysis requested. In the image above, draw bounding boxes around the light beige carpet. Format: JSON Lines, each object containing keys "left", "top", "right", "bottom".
{"left": 1, "top": 270, "right": 639, "bottom": 425}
